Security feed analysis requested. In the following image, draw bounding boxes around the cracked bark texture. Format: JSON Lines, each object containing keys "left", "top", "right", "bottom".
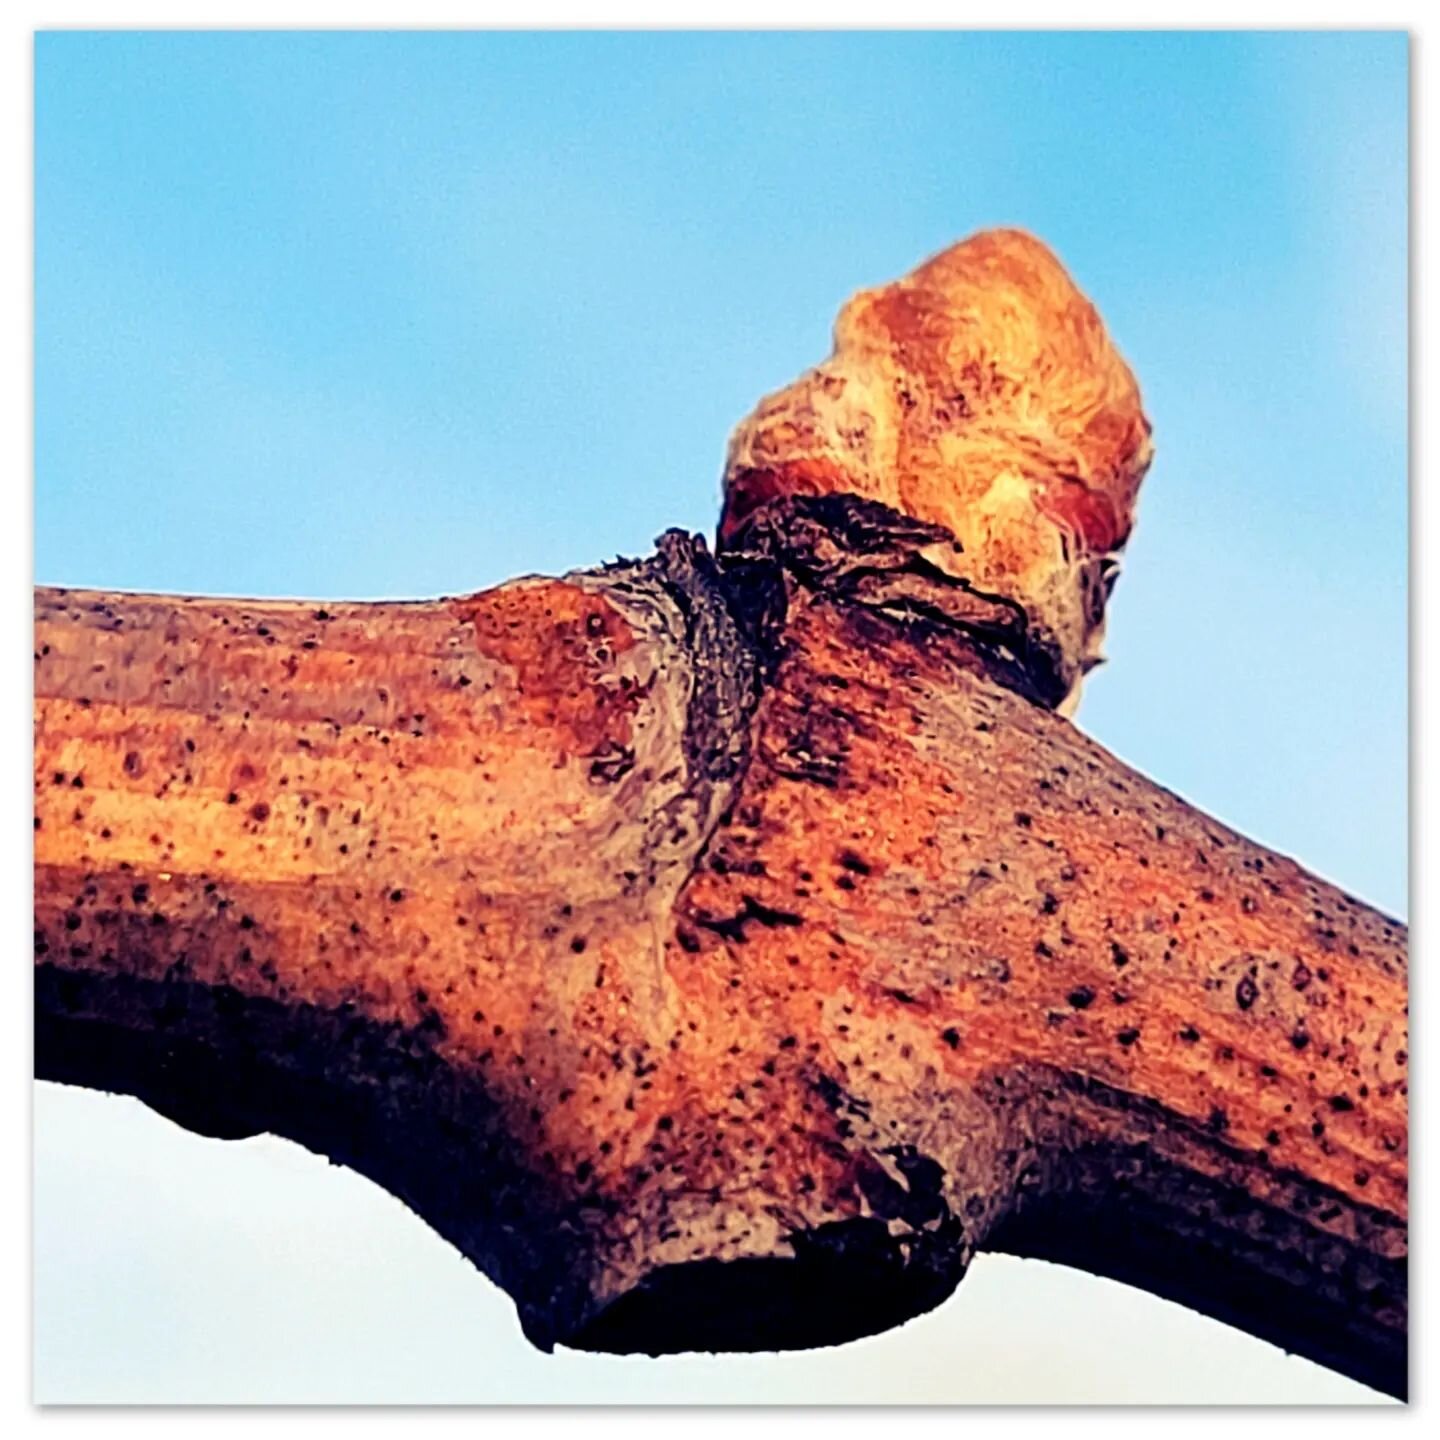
{"left": 33, "top": 229, "right": 1407, "bottom": 1399}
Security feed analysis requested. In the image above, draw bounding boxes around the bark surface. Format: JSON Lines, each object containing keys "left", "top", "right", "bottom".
{"left": 33, "top": 230, "right": 1407, "bottom": 1399}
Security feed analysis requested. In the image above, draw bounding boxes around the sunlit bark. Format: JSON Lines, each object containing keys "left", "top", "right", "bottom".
{"left": 33, "top": 229, "right": 1407, "bottom": 1398}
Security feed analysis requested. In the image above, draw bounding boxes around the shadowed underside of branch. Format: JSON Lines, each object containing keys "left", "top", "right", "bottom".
{"left": 33, "top": 230, "right": 1407, "bottom": 1399}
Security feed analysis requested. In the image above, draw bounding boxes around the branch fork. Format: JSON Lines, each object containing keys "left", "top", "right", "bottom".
{"left": 34, "top": 230, "right": 1407, "bottom": 1397}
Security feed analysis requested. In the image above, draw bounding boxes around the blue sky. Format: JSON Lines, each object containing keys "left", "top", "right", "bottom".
{"left": 34, "top": 32, "right": 1406, "bottom": 1401}
{"left": 35, "top": 30, "right": 1408, "bottom": 917}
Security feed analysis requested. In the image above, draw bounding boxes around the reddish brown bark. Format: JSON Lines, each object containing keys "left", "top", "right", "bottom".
{"left": 33, "top": 231, "right": 1407, "bottom": 1398}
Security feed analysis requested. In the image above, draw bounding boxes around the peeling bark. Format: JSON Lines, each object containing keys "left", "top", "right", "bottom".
{"left": 33, "top": 229, "right": 1406, "bottom": 1398}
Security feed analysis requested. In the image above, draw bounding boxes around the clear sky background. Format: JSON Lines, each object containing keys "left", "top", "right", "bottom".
{"left": 33, "top": 30, "right": 1407, "bottom": 1404}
